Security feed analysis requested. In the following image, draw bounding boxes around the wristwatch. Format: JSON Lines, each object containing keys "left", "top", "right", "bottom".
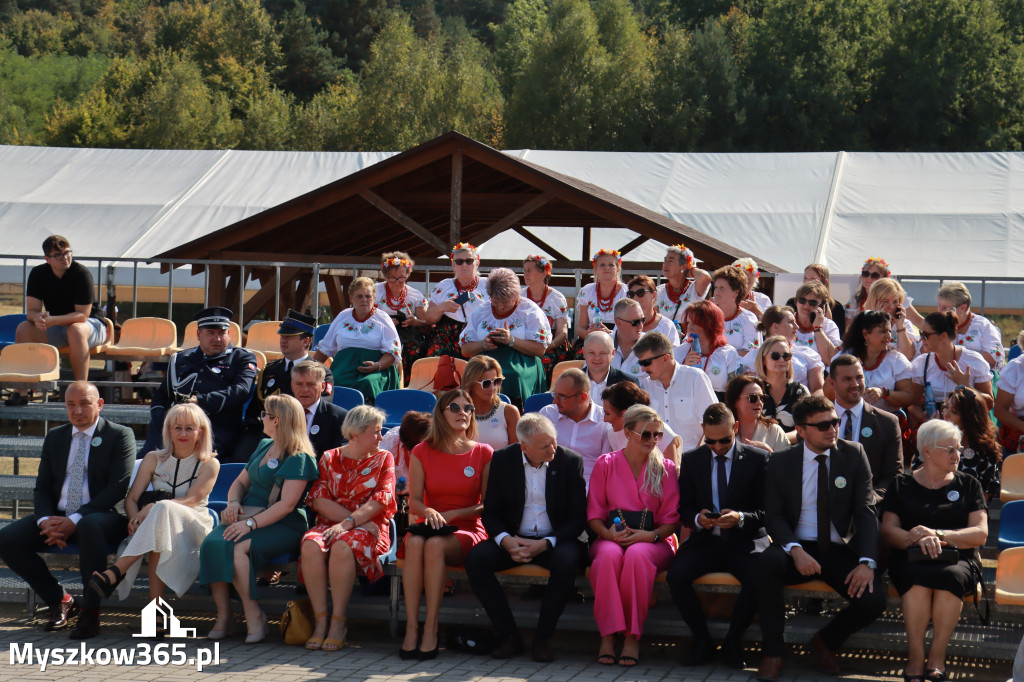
{"left": 652, "top": 532, "right": 661, "bottom": 544}
{"left": 882, "top": 388, "right": 891, "bottom": 398}
{"left": 935, "top": 529, "right": 945, "bottom": 540}
{"left": 737, "top": 512, "right": 745, "bottom": 528}
{"left": 245, "top": 518, "right": 255, "bottom": 529}
{"left": 345, "top": 515, "right": 356, "bottom": 529}
{"left": 859, "top": 558, "right": 877, "bottom": 571}
{"left": 544, "top": 538, "right": 553, "bottom": 551}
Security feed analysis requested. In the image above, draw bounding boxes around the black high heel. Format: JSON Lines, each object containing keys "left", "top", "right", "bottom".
{"left": 417, "top": 645, "right": 439, "bottom": 660}
{"left": 87, "top": 566, "right": 124, "bottom": 600}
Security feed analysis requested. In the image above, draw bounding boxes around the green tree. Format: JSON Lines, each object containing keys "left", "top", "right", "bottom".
{"left": 238, "top": 84, "right": 295, "bottom": 149}
{"left": 305, "top": 0, "right": 391, "bottom": 69}
{"left": 275, "top": 1, "right": 342, "bottom": 100}
{"left": 293, "top": 74, "right": 360, "bottom": 149}
{"left": 490, "top": 0, "right": 546, "bottom": 95}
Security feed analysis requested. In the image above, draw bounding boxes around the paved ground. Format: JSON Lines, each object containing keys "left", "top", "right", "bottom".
{"left": 0, "top": 605, "right": 1013, "bottom": 682}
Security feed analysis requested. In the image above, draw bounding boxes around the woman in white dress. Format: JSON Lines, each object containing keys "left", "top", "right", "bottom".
{"left": 791, "top": 281, "right": 841, "bottom": 364}
{"left": 673, "top": 299, "right": 740, "bottom": 396}
{"left": 87, "top": 404, "right": 219, "bottom": 619}
{"left": 576, "top": 249, "right": 627, "bottom": 341}
{"left": 732, "top": 258, "right": 772, "bottom": 319}
{"left": 656, "top": 244, "right": 711, "bottom": 325}
{"left": 315, "top": 277, "right": 401, "bottom": 404}
{"left": 912, "top": 311, "right": 993, "bottom": 416}
{"left": 461, "top": 355, "right": 519, "bottom": 450}
{"left": 840, "top": 310, "right": 918, "bottom": 411}
{"left": 522, "top": 255, "right": 572, "bottom": 382}
{"left": 845, "top": 257, "right": 891, "bottom": 332}
{"left": 932, "top": 281, "right": 1004, "bottom": 370}
{"left": 725, "top": 374, "right": 790, "bottom": 453}
{"left": 710, "top": 266, "right": 761, "bottom": 356}
{"left": 745, "top": 305, "right": 825, "bottom": 394}
{"left": 423, "top": 242, "right": 490, "bottom": 358}
{"left": 628, "top": 275, "right": 680, "bottom": 345}
{"left": 995, "top": 355, "right": 1024, "bottom": 452}
{"left": 376, "top": 251, "right": 428, "bottom": 384}
{"left": 461, "top": 268, "right": 551, "bottom": 408}
{"left": 865, "top": 277, "right": 919, "bottom": 361}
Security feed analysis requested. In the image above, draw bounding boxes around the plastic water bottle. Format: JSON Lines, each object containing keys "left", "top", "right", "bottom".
{"left": 689, "top": 333, "right": 702, "bottom": 356}
{"left": 397, "top": 476, "right": 407, "bottom": 493}
{"left": 613, "top": 516, "right": 627, "bottom": 532}
{"left": 923, "top": 383, "right": 937, "bottom": 419}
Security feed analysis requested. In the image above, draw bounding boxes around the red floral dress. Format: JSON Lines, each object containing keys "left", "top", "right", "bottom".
{"left": 301, "top": 448, "right": 397, "bottom": 583}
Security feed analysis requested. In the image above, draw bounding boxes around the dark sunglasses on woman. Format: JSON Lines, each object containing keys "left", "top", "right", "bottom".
{"left": 744, "top": 394, "right": 764, "bottom": 404}
{"left": 861, "top": 270, "right": 882, "bottom": 279}
{"left": 447, "top": 403, "right": 475, "bottom": 414}
{"left": 630, "top": 429, "right": 664, "bottom": 442}
{"left": 626, "top": 288, "right": 652, "bottom": 298}
{"left": 796, "top": 296, "right": 822, "bottom": 308}
{"left": 453, "top": 258, "right": 475, "bottom": 266}
{"left": 769, "top": 351, "right": 793, "bottom": 361}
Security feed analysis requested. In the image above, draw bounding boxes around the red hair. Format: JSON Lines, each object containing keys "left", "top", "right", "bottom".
{"left": 684, "top": 300, "right": 728, "bottom": 350}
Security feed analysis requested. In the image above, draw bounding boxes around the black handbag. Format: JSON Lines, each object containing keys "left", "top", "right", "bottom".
{"left": 906, "top": 546, "right": 958, "bottom": 563}
{"left": 607, "top": 508, "right": 653, "bottom": 531}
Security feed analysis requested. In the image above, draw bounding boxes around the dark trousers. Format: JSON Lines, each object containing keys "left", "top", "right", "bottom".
{"left": 0, "top": 512, "right": 127, "bottom": 609}
{"left": 756, "top": 543, "right": 886, "bottom": 656}
{"left": 465, "top": 538, "right": 586, "bottom": 640}
{"left": 667, "top": 535, "right": 759, "bottom": 641}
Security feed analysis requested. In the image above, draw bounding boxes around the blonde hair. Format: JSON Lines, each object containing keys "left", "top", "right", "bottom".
{"left": 342, "top": 405, "right": 387, "bottom": 441}
{"left": 864, "top": 277, "right": 905, "bottom": 312}
{"left": 461, "top": 356, "right": 503, "bottom": 410}
{"left": 755, "top": 335, "right": 794, "bottom": 383}
{"left": 426, "top": 389, "right": 478, "bottom": 450}
{"left": 265, "top": 394, "right": 315, "bottom": 460}
{"left": 156, "top": 403, "right": 215, "bottom": 463}
{"left": 348, "top": 276, "right": 375, "bottom": 297}
{"left": 622, "top": 404, "right": 667, "bottom": 496}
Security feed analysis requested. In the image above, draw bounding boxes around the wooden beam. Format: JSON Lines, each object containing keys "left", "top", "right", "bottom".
{"left": 582, "top": 227, "right": 591, "bottom": 261}
{"left": 450, "top": 150, "right": 462, "bottom": 246}
{"left": 242, "top": 267, "right": 304, "bottom": 321}
{"left": 617, "top": 234, "right": 649, "bottom": 257}
{"left": 207, "top": 264, "right": 226, "bottom": 306}
{"left": 513, "top": 226, "right": 571, "bottom": 262}
{"left": 323, "top": 275, "right": 345, "bottom": 315}
{"left": 358, "top": 189, "right": 449, "bottom": 255}
{"left": 471, "top": 193, "right": 552, "bottom": 246}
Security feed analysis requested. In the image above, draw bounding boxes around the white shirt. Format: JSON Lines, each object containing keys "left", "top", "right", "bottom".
{"left": 459, "top": 298, "right": 552, "bottom": 346}
{"left": 539, "top": 401, "right": 611, "bottom": 483}
{"left": 585, "top": 364, "right": 613, "bottom": 400}
{"left": 640, "top": 360, "right": 717, "bottom": 452}
{"left": 789, "top": 444, "right": 843, "bottom": 549}
{"left": 304, "top": 398, "right": 321, "bottom": 433}
{"left": 495, "top": 454, "right": 555, "bottom": 547}
{"left": 750, "top": 290, "right": 772, "bottom": 313}
{"left": 856, "top": 349, "right": 913, "bottom": 390}
{"left": 375, "top": 281, "right": 425, "bottom": 318}
{"left": 836, "top": 399, "right": 865, "bottom": 442}
{"left": 607, "top": 420, "right": 680, "bottom": 452}
{"left": 723, "top": 309, "right": 762, "bottom": 355}
{"left": 673, "top": 342, "right": 741, "bottom": 393}
{"left": 428, "top": 277, "right": 489, "bottom": 323}
{"left": 911, "top": 347, "right": 993, "bottom": 403}
{"left": 576, "top": 282, "right": 627, "bottom": 329}
{"left": 521, "top": 286, "right": 569, "bottom": 324}
{"left": 318, "top": 308, "right": 401, "bottom": 359}
{"left": 52, "top": 421, "right": 99, "bottom": 526}
{"left": 999, "top": 356, "right": 1024, "bottom": 416}
{"left": 611, "top": 334, "right": 643, "bottom": 381}
{"left": 655, "top": 280, "right": 702, "bottom": 322}
{"left": 639, "top": 314, "right": 680, "bottom": 346}
{"left": 954, "top": 313, "right": 1004, "bottom": 370}
{"left": 793, "top": 318, "right": 841, "bottom": 352}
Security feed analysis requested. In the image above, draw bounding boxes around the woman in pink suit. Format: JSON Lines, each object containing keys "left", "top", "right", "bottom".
{"left": 587, "top": 404, "right": 680, "bottom": 667}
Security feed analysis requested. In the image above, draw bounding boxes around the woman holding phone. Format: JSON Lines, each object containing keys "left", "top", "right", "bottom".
{"left": 423, "top": 243, "right": 489, "bottom": 358}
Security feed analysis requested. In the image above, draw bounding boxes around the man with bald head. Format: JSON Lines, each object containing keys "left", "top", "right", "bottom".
{"left": 582, "top": 330, "right": 631, "bottom": 398}
{"left": 0, "top": 381, "right": 135, "bottom": 639}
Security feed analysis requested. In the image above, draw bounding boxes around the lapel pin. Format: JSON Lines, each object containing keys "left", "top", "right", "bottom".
{"left": 947, "top": 490, "right": 960, "bottom": 502}
{"left": 834, "top": 476, "right": 847, "bottom": 489}
{"left": 91, "top": 437, "right": 102, "bottom": 447}
{"left": 861, "top": 427, "right": 873, "bottom": 438}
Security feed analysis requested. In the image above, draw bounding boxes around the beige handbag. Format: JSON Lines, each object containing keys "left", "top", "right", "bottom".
{"left": 280, "top": 597, "right": 315, "bottom": 646}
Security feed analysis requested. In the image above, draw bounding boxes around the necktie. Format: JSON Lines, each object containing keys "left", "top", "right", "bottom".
{"left": 843, "top": 409, "right": 854, "bottom": 441}
{"left": 715, "top": 454, "right": 728, "bottom": 512}
{"left": 286, "top": 361, "right": 293, "bottom": 374}
{"left": 66, "top": 432, "right": 88, "bottom": 515}
{"left": 815, "top": 454, "right": 830, "bottom": 553}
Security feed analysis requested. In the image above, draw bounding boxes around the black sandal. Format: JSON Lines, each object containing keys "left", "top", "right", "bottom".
{"left": 596, "top": 653, "right": 617, "bottom": 665}
{"left": 87, "top": 565, "right": 124, "bottom": 599}
{"left": 925, "top": 669, "right": 946, "bottom": 682}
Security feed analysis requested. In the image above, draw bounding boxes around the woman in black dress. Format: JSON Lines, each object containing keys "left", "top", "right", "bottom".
{"left": 752, "top": 335, "right": 809, "bottom": 432}
{"left": 880, "top": 419, "right": 988, "bottom": 682}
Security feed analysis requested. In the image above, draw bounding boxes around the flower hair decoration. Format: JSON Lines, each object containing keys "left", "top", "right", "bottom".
{"left": 668, "top": 244, "right": 699, "bottom": 269}
{"left": 451, "top": 242, "right": 478, "bottom": 260}
{"left": 592, "top": 249, "right": 622, "bottom": 266}
{"left": 732, "top": 259, "right": 759, "bottom": 278}
{"left": 863, "top": 257, "right": 891, "bottom": 274}
{"left": 526, "top": 255, "right": 552, "bottom": 275}
{"left": 382, "top": 257, "right": 412, "bottom": 271}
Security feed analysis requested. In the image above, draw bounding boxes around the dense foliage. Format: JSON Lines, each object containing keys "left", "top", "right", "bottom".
{"left": 2, "top": 0, "right": 1024, "bottom": 151}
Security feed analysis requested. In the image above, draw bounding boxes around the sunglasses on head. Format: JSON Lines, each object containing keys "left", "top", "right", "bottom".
{"left": 453, "top": 258, "right": 475, "bottom": 266}
{"left": 637, "top": 353, "right": 669, "bottom": 368}
{"left": 796, "top": 296, "right": 822, "bottom": 308}
{"left": 630, "top": 429, "right": 664, "bottom": 443}
{"left": 802, "top": 418, "right": 841, "bottom": 432}
{"left": 769, "top": 351, "right": 792, "bottom": 361}
{"left": 861, "top": 270, "right": 882, "bottom": 279}
{"left": 626, "top": 288, "right": 652, "bottom": 298}
{"left": 447, "top": 403, "right": 475, "bottom": 415}
{"left": 744, "top": 393, "right": 764, "bottom": 404}
{"left": 704, "top": 436, "right": 734, "bottom": 445}
{"left": 477, "top": 377, "right": 503, "bottom": 390}
{"left": 617, "top": 316, "right": 645, "bottom": 328}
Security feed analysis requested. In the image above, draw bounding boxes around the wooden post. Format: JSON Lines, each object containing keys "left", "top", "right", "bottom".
{"left": 450, "top": 150, "right": 462, "bottom": 247}
{"left": 582, "top": 227, "right": 592, "bottom": 261}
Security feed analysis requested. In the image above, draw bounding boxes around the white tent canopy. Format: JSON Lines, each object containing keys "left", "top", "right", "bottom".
{"left": 1, "top": 144, "right": 1022, "bottom": 278}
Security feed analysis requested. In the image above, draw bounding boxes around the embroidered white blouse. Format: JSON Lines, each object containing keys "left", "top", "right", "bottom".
{"left": 375, "top": 282, "right": 425, "bottom": 319}
{"left": 459, "top": 298, "right": 552, "bottom": 346}
{"left": 428, "top": 277, "right": 489, "bottom": 324}
{"left": 318, "top": 308, "right": 401, "bottom": 359}
{"left": 576, "top": 282, "right": 627, "bottom": 329}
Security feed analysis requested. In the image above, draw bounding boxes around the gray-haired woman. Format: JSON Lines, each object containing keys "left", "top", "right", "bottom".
{"left": 460, "top": 267, "right": 551, "bottom": 407}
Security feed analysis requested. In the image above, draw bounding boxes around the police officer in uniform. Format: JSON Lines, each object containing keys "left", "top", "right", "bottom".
{"left": 141, "top": 307, "right": 257, "bottom": 461}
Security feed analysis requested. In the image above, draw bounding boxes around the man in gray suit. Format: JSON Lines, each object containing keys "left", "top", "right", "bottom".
{"left": 0, "top": 382, "right": 135, "bottom": 639}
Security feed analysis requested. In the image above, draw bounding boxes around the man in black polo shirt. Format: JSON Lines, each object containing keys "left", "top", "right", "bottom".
{"left": 13, "top": 236, "right": 107, "bottom": 399}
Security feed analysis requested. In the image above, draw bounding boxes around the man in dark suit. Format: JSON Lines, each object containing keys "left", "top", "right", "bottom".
{"left": 291, "top": 360, "right": 347, "bottom": 458}
{"left": 755, "top": 395, "right": 886, "bottom": 680}
{"left": 465, "top": 413, "right": 588, "bottom": 663}
{"left": 0, "top": 382, "right": 135, "bottom": 639}
{"left": 828, "top": 354, "right": 903, "bottom": 503}
{"left": 669, "top": 403, "right": 769, "bottom": 669}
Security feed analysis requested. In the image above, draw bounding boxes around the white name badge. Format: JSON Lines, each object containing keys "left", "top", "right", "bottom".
{"left": 464, "top": 466, "right": 475, "bottom": 477}
{"left": 310, "top": 425, "right": 320, "bottom": 435}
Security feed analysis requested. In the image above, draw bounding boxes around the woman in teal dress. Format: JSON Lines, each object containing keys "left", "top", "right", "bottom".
{"left": 199, "top": 393, "right": 318, "bottom": 643}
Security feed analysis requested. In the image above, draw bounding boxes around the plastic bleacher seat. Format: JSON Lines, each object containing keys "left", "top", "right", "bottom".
{"left": 179, "top": 320, "right": 242, "bottom": 350}
{"left": 407, "top": 356, "right": 468, "bottom": 392}
{"left": 244, "top": 321, "right": 283, "bottom": 361}
{"left": 0, "top": 343, "right": 60, "bottom": 384}
{"left": 208, "top": 462, "right": 245, "bottom": 513}
{"left": 523, "top": 392, "right": 554, "bottom": 413}
{"left": 312, "top": 324, "right": 330, "bottom": 352}
{"left": 998, "top": 500, "right": 1024, "bottom": 550}
{"left": 1000, "top": 453, "right": 1024, "bottom": 502}
{"left": 499, "top": 393, "right": 511, "bottom": 404}
{"left": 0, "top": 313, "right": 26, "bottom": 350}
{"left": 333, "top": 385, "right": 365, "bottom": 410}
{"left": 375, "top": 389, "right": 437, "bottom": 428}
{"left": 550, "top": 360, "right": 584, "bottom": 386}
{"left": 103, "top": 317, "right": 177, "bottom": 358}
{"left": 996, "top": 546, "right": 1024, "bottom": 605}
{"left": 251, "top": 350, "right": 267, "bottom": 371}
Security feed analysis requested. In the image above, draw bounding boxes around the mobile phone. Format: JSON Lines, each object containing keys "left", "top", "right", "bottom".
{"left": 704, "top": 511, "right": 721, "bottom": 520}
{"left": 809, "top": 311, "right": 817, "bottom": 325}
{"left": 452, "top": 291, "right": 470, "bottom": 305}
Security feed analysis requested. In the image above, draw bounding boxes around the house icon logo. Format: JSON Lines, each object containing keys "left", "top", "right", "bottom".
{"left": 134, "top": 597, "right": 196, "bottom": 638}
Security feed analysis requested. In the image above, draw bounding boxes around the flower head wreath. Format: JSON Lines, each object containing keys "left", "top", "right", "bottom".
{"left": 382, "top": 256, "right": 412, "bottom": 271}
{"left": 668, "top": 244, "right": 699, "bottom": 269}
{"left": 863, "top": 257, "right": 891, "bottom": 275}
{"left": 451, "top": 242, "right": 478, "bottom": 260}
{"left": 592, "top": 249, "right": 622, "bottom": 267}
{"left": 525, "top": 254, "right": 552, "bottom": 275}
{"left": 732, "top": 258, "right": 759, "bottom": 278}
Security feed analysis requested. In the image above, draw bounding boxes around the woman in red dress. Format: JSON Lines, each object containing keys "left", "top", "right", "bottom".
{"left": 400, "top": 389, "right": 493, "bottom": 660}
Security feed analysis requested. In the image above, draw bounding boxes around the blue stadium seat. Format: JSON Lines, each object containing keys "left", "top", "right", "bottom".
{"left": 333, "top": 385, "right": 365, "bottom": 410}
{"left": 0, "top": 314, "right": 26, "bottom": 350}
{"left": 999, "top": 500, "right": 1024, "bottom": 551}
{"left": 208, "top": 462, "right": 245, "bottom": 513}
{"left": 499, "top": 393, "right": 511, "bottom": 404}
{"left": 312, "top": 324, "right": 330, "bottom": 352}
{"left": 523, "top": 392, "right": 553, "bottom": 413}
{"left": 375, "top": 389, "right": 437, "bottom": 428}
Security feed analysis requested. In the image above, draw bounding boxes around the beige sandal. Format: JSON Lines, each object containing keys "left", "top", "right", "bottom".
{"left": 321, "top": 615, "right": 347, "bottom": 652}
{"left": 305, "top": 612, "right": 329, "bottom": 650}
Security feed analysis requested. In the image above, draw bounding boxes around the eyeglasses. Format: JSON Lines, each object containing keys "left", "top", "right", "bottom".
{"left": 552, "top": 392, "right": 581, "bottom": 402}
{"left": 744, "top": 393, "right": 765, "bottom": 404}
{"left": 260, "top": 411, "right": 277, "bottom": 420}
{"left": 626, "top": 288, "right": 652, "bottom": 298}
{"left": 919, "top": 330, "right": 939, "bottom": 340}
{"left": 704, "top": 436, "right": 734, "bottom": 445}
{"left": 769, "top": 351, "right": 793, "bottom": 361}
{"left": 386, "top": 276, "right": 408, "bottom": 284}
{"left": 801, "top": 418, "right": 841, "bottom": 432}
{"left": 637, "top": 353, "right": 669, "bottom": 368}
{"left": 446, "top": 403, "right": 475, "bottom": 415}
{"left": 477, "top": 377, "right": 503, "bottom": 390}
{"left": 933, "top": 444, "right": 964, "bottom": 456}
{"left": 616, "top": 316, "right": 645, "bottom": 328}
{"left": 47, "top": 249, "right": 72, "bottom": 260}
{"left": 861, "top": 270, "right": 882, "bottom": 279}
{"left": 630, "top": 429, "right": 664, "bottom": 443}
{"left": 453, "top": 258, "right": 475, "bottom": 266}
{"left": 796, "top": 297, "right": 822, "bottom": 308}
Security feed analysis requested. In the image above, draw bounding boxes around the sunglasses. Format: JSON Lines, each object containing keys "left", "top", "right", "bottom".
{"left": 704, "top": 436, "right": 734, "bottom": 445}
{"left": 616, "top": 316, "right": 645, "bottom": 328}
{"left": 260, "top": 411, "right": 277, "bottom": 420}
{"left": 919, "top": 330, "right": 939, "bottom": 340}
{"left": 453, "top": 258, "right": 475, "bottom": 266}
{"left": 637, "top": 353, "right": 669, "bottom": 368}
{"left": 626, "top": 288, "right": 653, "bottom": 298}
{"left": 477, "top": 377, "right": 503, "bottom": 390}
{"left": 769, "top": 351, "right": 793, "bottom": 361}
{"left": 796, "top": 297, "right": 822, "bottom": 308}
{"left": 447, "top": 403, "right": 475, "bottom": 415}
{"left": 744, "top": 393, "right": 765, "bottom": 404}
{"left": 861, "top": 270, "right": 883, "bottom": 279}
{"left": 802, "top": 418, "right": 841, "bottom": 432}
{"left": 630, "top": 429, "right": 664, "bottom": 443}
